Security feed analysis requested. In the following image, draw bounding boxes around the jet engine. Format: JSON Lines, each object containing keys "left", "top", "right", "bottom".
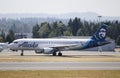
{"left": 43, "top": 47, "right": 54, "bottom": 54}
{"left": 35, "top": 47, "right": 54, "bottom": 54}
{"left": 35, "top": 49, "right": 43, "bottom": 54}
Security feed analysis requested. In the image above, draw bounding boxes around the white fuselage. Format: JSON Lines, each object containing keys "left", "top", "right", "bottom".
{"left": 8, "top": 24, "right": 109, "bottom": 56}
{"left": 8, "top": 38, "right": 90, "bottom": 51}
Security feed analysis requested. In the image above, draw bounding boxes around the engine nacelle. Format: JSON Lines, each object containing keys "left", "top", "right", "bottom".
{"left": 43, "top": 47, "right": 54, "bottom": 54}
{"left": 35, "top": 48, "right": 54, "bottom": 54}
{"left": 35, "top": 49, "right": 43, "bottom": 54}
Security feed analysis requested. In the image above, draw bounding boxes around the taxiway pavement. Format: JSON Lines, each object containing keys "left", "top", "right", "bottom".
{"left": 0, "top": 62, "right": 120, "bottom": 70}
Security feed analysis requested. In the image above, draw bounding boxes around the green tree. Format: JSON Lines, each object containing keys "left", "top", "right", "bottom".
{"left": 48, "top": 22, "right": 57, "bottom": 37}
{"left": 49, "top": 21, "right": 66, "bottom": 37}
{"left": 57, "top": 21, "right": 66, "bottom": 36}
{"left": 32, "top": 24, "right": 40, "bottom": 38}
{"left": 63, "top": 30, "right": 72, "bottom": 36}
{"left": 68, "top": 17, "right": 81, "bottom": 36}
{"left": 77, "top": 28, "right": 84, "bottom": 36}
{"left": 5, "top": 30, "right": 15, "bottom": 43}
{"left": 117, "top": 35, "right": 120, "bottom": 45}
{"left": 0, "top": 30, "right": 5, "bottom": 42}
{"left": 0, "top": 36, "right": 3, "bottom": 42}
{"left": 68, "top": 19, "right": 72, "bottom": 32}
{"left": 38, "top": 22, "right": 51, "bottom": 38}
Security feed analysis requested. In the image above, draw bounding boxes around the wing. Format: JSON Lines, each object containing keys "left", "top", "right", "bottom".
{"left": 49, "top": 44, "right": 78, "bottom": 50}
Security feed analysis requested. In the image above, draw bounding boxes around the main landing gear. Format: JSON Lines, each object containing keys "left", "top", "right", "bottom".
{"left": 58, "top": 52, "right": 62, "bottom": 56}
{"left": 20, "top": 50, "right": 62, "bottom": 56}
{"left": 52, "top": 51, "right": 62, "bottom": 56}
{"left": 52, "top": 52, "right": 56, "bottom": 56}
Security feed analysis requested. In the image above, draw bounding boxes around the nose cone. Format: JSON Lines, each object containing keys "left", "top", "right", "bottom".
{"left": 8, "top": 43, "right": 13, "bottom": 49}
{"left": 8, "top": 43, "right": 17, "bottom": 50}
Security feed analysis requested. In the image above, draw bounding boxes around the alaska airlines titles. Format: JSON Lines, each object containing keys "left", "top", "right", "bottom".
{"left": 19, "top": 42, "right": 38, "bottom": 48}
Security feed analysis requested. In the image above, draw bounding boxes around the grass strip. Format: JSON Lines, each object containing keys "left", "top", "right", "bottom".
{"left": 0, "top": 70, "right": 120, "bottom": 78}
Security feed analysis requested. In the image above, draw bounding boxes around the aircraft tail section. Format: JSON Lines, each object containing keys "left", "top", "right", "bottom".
{"left": 81, "top": 24, "right": 110, "bottom": 49}
{"left": 91, "top": 24, "right": 108, "bottom": 41}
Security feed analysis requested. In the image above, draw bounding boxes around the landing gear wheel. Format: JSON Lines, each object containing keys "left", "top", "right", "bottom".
{"left": 58, "top": 52, "right": 62, "bottom": 56}
{"left": 52, "top": 52, "right": 56, "bottom": 56}
{"left": 21, "top": 52, "right": 23, "bottom": 56}
{"left": 21, "top": 50, "right": 24, "bottom": 56}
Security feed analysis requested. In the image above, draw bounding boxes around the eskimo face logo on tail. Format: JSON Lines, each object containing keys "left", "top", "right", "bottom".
{"left": 99, "top": 28, "right": 106, "bottom": 39}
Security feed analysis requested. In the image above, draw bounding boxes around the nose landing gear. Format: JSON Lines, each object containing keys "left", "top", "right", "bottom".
{"left": 21, "top": 50, "right": 24, "bottom": 56}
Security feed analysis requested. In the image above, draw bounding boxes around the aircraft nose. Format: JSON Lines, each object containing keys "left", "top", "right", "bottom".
{"left": 8, "top": 43, "right": 15, "bottom": 49}
{"left": 8, "top": 43, "right": 12, "bottom": 48}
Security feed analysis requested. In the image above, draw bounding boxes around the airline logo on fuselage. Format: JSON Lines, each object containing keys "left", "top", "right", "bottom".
{"left": 19, "top": 42, "right": 38, "bottom": 48}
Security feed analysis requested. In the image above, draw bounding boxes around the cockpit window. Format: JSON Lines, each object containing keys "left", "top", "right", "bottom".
{"left": 13, "top": 41, "right": 18, "bottom": 44}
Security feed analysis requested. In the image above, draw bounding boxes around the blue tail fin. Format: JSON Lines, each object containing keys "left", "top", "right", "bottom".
{"left": 91, "top": 24, "right": 108, "bottom": 41}
{"left": 82, "top": 24, "right": 109, "bottom": 49}
{"left": 75, "top": 24, "right": 109, "bottom": 50}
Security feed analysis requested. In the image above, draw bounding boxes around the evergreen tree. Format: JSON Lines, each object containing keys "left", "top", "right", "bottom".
{"left": 64, "top": 30, "right": 72, "bottom": 36}
{"left": 0, "top": 30, "right": 5, "bottom": 42}
{"left": 31, "top": 18, "right": 120, "bottom": 45}
{"left": 32, "top": 24, "right": 40, "bottom": 38}
{"left": 38, "top": 22, "right": 51, "bottom": 38}
{"left": 68, "top": 18, "right": 72, "bottom": 32}
{"left": 77, "top": 28, "right": 84, "bottom": 36}
{"left": 5, "top": 30, "right": 15, "bottom": 43}
{"left": 117, "top": 35, "right": 120, "bottom": 45}
{"left": 49, "top": 22, "right": 59, "bottom": 37}
{"left": 70, "top": 17, "right": 81, "bottom": 36}
{"left": 57, "top": 21, "right": 66, "bottom": 36}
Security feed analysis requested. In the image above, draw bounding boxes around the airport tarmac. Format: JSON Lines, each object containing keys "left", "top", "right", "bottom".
{"left": 0, "top": 62, "right": 120, "bottom": 70}
{"left": 0, "top": 50, "right": 120, "bottom": 62}
{"left": 1, "top": 49, "right": 120, "bottom": 56}
{"left": 0, "top": 50, "right": 120, "bottom": 70}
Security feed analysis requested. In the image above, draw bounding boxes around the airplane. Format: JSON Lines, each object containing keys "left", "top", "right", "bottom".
{"left": 0, "top": 42, "right": 8, "bottom": 52}
{"left": 8, "top": 24, "right": 110, "bottom": 56}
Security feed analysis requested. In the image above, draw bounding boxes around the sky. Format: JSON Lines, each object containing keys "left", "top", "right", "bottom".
{"left": 0, "top": 0, "right": 120, "bottom": 16}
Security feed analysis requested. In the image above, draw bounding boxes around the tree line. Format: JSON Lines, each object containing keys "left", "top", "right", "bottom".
{"left": 0, "top": 17, "right": 120, "bottom": 45}
{"left": 0, "top": 29, "right": 15, "bottom": 43}
{"left": 32, "top": 17, "right": 120, "bottom": 45}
